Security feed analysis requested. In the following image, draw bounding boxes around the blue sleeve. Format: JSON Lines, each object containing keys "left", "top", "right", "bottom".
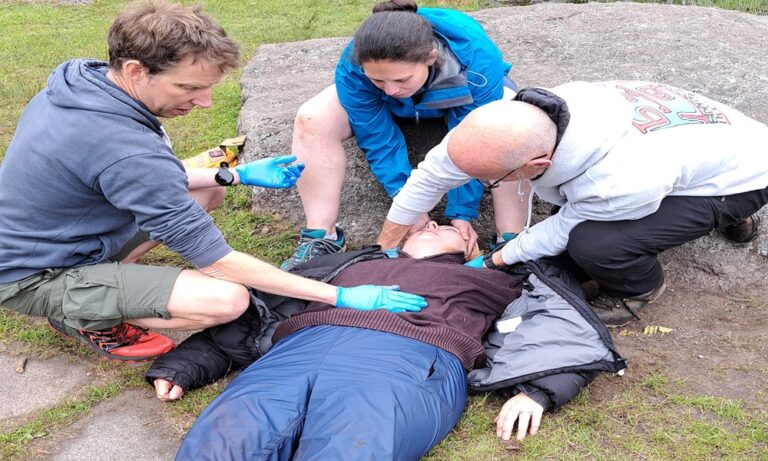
{"left": 335, "top": 44, "right": 412, "bottom": 198}
{"left": 445, "top": 179, "right": 485, "bottom": 220}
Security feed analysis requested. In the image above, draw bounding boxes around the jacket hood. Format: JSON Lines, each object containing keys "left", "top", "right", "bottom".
{"left": 46, "top": 59, "right": 164, "bottom": 136}
{"left": 532, "top": 81, "right": 632, "bottom": 188}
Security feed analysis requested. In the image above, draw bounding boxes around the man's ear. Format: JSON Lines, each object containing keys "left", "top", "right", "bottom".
{"left": 523, "top": 157, "right": 552, "bottom": 178}
{"left": 120, "top": 59, "right": 147, "bottom": 82}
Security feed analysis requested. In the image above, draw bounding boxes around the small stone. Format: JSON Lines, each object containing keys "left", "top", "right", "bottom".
{"left": 15, "top": 357, "right": 27, "bottom": 374}
{"left": 260, "top": 226, "right": 270, "bottom": 235}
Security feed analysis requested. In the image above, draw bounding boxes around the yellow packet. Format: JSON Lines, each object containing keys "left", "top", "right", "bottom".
{"left": 182, "top": 135, "right": 247, "bottom": 168}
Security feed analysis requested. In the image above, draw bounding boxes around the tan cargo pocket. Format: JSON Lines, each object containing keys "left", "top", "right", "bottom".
{"left": 61, "top": 267, "right": 124, "bottom": 322}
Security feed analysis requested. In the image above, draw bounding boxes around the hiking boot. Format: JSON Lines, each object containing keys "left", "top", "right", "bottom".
{"left": 280, "top": 227, "right": 346, "bottom": 271}
{"left": 47, "top": 318, "right": 174, "bottom": 362}
{"left": 590, "top": 281, "right": 667, "bottom": 328}
{"left": 489, "top": 232, "right": 518, "bottom": 251}
{"left": 723, "top": 214, "right": 761, "bottom": 243}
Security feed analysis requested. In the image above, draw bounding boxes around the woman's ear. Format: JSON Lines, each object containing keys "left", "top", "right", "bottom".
{"left": 426, "top": 48, "right": 438, "bottom": 66}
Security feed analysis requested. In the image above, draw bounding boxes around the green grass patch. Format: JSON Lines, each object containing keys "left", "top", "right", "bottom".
{"left": 422, "top": 374, "right": 768, "bottom": 460}
{"left": 2, "top": 1, "right": 768, "bottom": 460}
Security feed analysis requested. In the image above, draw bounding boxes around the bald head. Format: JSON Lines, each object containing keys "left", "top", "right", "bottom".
{"left": 448, "top": 100, "right": 557, "bottom": 178}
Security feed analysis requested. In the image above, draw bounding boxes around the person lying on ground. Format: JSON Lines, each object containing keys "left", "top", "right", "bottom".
{"left": 146, "top": 222, "right": 625, "bottom": 459}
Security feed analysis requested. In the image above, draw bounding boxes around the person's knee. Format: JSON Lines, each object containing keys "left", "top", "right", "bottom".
{"left": 567, "top": 221, "right": 620, "bottom": 269}
{"left": 199, "top": 283, "right": 250, "bottom": 327}
{"left": 293, "top": 94, "right": 349, "bottom": 144}
{"left": 294, "top": 103, "right": 329, "bottom": 140}
{"left": 193, "top": 186, "right": 226, "bottom": 212}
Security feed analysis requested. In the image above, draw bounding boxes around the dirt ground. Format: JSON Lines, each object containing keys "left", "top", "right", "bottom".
{"left": 589, "top": 274, "right": 767, "bottom": 405}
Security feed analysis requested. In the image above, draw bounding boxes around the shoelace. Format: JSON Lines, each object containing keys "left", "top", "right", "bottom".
{"left": 82, "top": 324, "right": 149, "bottom": 351}
{"left": 292, "top": 237, "right": 343, "bottom": 263}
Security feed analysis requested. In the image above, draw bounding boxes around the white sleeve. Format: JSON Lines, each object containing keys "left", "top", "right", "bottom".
{"left": 386, "top": 133, "right": 474, "bottom": 225}
{"left": 501, "top": 202, "right": 585, "bottom": 265}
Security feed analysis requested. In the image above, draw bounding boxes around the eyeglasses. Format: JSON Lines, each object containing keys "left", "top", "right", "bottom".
{"left": 481, "top": 154, "right": 549, "bottom": 189}
{"left": 482, "top": 169, "right": 518, "bottom": 190}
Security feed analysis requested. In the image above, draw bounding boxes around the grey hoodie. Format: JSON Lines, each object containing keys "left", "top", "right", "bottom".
{"left": 387, "top": 81, "right": 768, "bottom": 265}
{"left": 0, "top": 59, "right": 231, "bottom": 283}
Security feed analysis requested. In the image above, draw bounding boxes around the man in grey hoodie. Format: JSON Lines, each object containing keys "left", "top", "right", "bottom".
{"left": 0, "top": 0, "right": 426, "bottom": 362}
{"left": 377, "top": 81, "right": 768, "bottom": 327}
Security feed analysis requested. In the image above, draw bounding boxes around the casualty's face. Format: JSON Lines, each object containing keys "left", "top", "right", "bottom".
{"left": 136, "top": 55, "right": 224, "bottom": 118}
{"left": 362, "top": 59, "right": 432, "bottom": 99}
{"left": 401, "top": 221, "right": 466, "bottom": 259}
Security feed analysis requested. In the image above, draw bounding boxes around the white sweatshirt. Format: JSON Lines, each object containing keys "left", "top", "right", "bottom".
{"left": 387, "top": 81, "right": 768, "bottom": 265}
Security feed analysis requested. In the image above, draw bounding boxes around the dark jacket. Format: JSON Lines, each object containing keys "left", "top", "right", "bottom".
{"left": 146, "top": 248, "right": 626, "bottom": 412}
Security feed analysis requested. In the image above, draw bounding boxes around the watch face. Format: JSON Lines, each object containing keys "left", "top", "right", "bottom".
{"left": 215, "top": 167, "right": 235, "bottom": 186}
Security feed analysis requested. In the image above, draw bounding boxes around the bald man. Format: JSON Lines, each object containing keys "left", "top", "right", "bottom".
{"left": 377, "top": 81, "right": 768, "bottom": 327}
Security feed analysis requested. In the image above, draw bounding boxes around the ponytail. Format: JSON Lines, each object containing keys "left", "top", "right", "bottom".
{"left": 353, "top": 1, "right": 434, "bottom": 64}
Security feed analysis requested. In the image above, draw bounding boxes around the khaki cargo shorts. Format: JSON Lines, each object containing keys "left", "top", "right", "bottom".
{"left": 0, "top": 262, "right": 182, "bottom": 331}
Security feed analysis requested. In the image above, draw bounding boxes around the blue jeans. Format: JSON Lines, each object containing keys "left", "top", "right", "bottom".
{"left": 176, "top": 325, "right": 467, "bottom": 461}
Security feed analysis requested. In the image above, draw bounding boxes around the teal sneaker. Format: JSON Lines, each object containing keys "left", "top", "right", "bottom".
{"left": 280, "top": 227, "right": 346, "bottom": 270}
{"left": 489, "top": 232, "right": 518, "bottom": 251}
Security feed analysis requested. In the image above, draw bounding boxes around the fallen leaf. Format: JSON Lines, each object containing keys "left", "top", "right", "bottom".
{"left": 643, "top": 325, "right": 674, "bottom": 336}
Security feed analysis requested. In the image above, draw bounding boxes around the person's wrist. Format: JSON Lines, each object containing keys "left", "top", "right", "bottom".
{"left": 483, "top": 251, "right": 502, "bottom": 270}
{"left": 214, "top": 162, "right": 235, "bottom": 186}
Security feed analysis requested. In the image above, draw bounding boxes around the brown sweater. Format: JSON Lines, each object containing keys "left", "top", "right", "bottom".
{"left": 273, "top": 253, "right": 523, "bottom": 369}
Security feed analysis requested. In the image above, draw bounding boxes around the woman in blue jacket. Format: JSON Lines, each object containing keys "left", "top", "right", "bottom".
{"left": 282, "top": 0, "right": 525, "bottom": 270}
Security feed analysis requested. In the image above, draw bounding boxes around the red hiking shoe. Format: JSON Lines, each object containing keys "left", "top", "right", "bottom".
{"left": 47, "top": 318, "right": 174, "bottom": 361}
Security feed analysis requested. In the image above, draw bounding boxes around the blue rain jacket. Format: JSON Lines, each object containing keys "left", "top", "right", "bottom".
{"left": 335, "top": 7, "right": 513, "bottom": 220}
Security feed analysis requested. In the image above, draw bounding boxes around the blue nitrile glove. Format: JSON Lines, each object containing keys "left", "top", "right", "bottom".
{"left": 235, "top": 155, "right": 305, "bottom": 189}
{"left": 464, "top": 255, "right": 485, "bottom": 269}
{"left": 383, "top": 247, "right": 399, "bottom": 258}
{"left": 335, "top": 285, "right": 427, "bottom": 313}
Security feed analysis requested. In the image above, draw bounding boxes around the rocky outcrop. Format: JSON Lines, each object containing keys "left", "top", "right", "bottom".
{"left": 239, "top": 2, "right": 768, "bottom": 289}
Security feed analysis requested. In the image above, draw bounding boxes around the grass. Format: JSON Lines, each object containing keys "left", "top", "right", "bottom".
{"left": 2, "top": 0, "right": 768, "bottom": 460}
{"left": 0, "top": 382, "right": 122, "bottom": 460}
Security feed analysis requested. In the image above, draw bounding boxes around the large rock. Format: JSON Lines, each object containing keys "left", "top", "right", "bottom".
{"left": 239, "top": 2, "right": 768, "bottom": 288}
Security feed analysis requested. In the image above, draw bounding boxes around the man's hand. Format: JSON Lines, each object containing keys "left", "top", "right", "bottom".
{"left": 235, "top": 155, "right": 305, "bottom": 188}
{"left": 377, "top": 219, "right": 413, "bottom": 250}
{"left": 336, "top": 285, "right": 427, "bottom": 313}
{"left": 495, "top": 392, "right": 545, "bottom": 441}
{"left": 451, "top": 218, "right": 478, "bottom": 257}
{"left": 405, "top": 213, "right": 431, "bottom": 238}
{"left": 153, "top": 378, "right": 185, "bottom": 401}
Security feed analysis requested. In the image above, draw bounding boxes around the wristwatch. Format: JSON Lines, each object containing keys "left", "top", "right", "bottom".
{"left": 214, "top": 162, "right": 234, "bottom": 186}
{"left": 483, "top": 251, "right": 501, "bottom": 270}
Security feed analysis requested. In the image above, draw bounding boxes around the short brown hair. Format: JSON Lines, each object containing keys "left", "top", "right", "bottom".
{"left": 108, "top": 0, "right": 240, "bottom": 75}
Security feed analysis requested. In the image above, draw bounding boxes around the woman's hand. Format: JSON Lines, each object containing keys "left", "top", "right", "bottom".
{"left": 495, "top": 392, "right": 544, "bottom": 441}
{"left": 153, "top": 378, "right": 185, "bottom": 401}
{"left": 450, "top": 218, "right": 478, "bottom": 257}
